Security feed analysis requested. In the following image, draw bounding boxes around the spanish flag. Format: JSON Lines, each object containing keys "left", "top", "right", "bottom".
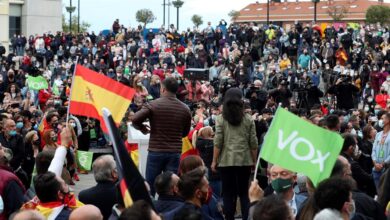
{"left": 125, "top": 142, "right": 139, "bottom": 168}
{"left": 69, "top": 65, "right": 135, "bottom": 132}
{"left": 180, "top": 136, "right": 199, "bottom": 160}
{"left": 102, "top": 108, "right": 154, "bottom": 209}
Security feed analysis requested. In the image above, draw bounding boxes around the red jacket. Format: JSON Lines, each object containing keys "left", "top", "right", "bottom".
{"left": 0, "top": 166, "right": 25, "bottom": 220}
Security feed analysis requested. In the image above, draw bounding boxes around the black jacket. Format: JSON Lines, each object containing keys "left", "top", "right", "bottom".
{"left": 154, "top": 195, "right": 184, "bottom": 213}
{"left": 341, "top": 153, "right": 377, "bottom": 197}
{"left": 78, "top": 181, "right": 118, "bottom": 220}
{"left": 0, "top": 133, "right": 25, "bottom": 170}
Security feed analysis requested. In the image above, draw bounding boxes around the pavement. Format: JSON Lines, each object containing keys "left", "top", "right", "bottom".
{"left": 72, "top": 172, "right": 96, "bottom": 196}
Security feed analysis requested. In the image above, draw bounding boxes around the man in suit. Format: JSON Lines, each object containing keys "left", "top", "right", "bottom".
{"left": 268, "top": 165, "right": 307, "bottom": 217}
{"left": 78, "top": 155, "right": 118, "bottom": 220}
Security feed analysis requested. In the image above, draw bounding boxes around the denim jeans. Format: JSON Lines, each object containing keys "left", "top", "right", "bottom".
{"left": 145, "top": 151, "right": 180, "bottom": 196}
{"left": 372, "top": 169, "right": 385, "bottom": 190}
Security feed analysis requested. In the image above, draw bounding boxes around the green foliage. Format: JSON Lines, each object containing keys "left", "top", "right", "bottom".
{"left": 327, "top": 5, "right": 348, "bottom": 21}
{"left": 228, "top": 10, "right": 240, "bottom": 22}
{"left": 136, "top": 9, "right": 156, "bottom": 27}
{"left": 62, "top": 14, "right": 91, "bottom": 33}
{"left": 366, "top": 5, "right": 390, "bottom": 25}
{"left": 172, "top": 0, "right": 184, "bottom": 8}
{"left": 191, "top": 14, "right": 203, "bottom": 28}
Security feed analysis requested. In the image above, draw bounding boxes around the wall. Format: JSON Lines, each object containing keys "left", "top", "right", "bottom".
{"left": 22, "top": 0, "right": 62, "bottom": 37}
{"left": 0, "top": 0, "right": 10, "bottom": 54}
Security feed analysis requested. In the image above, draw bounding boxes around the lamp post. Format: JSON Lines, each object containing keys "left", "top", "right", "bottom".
{"left": 77, "top": 0, "right": 80, "bottom": 33}
{"left": 313, "top": 0, "right": 319, "bottom": 23}
{"left": 267, "top": 0, "right": 270, "bottom": 25}
{"left": 168, "top": 0, "right": 171, "bottom": 29}
{"left": 65, "top": 0, "right": 76, "bottom": 32}
{"left": 172, "top": 0, "right": 184, "bottom": 30}
{"left": 163, "top": 0, "right": 166, "bottom": 27}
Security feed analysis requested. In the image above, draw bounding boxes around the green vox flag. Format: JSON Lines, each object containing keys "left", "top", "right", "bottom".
{"left": 76, "top": 150, "right": 94, "bottom": 171}
{"left": 27, "top": 76, "right": 48, "bottom": 91}
{"left": 260, "top": 107, "right": 343, "bottom": 186}
{"left": 52, "top": 84, "right": 60, "bottom": 96}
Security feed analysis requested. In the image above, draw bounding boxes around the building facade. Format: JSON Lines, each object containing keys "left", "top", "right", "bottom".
{"left": 0, "top": 0, "right": 62, "bottom": 54}
{"left": 236, "top": 0, "right": 390, "bottom": 28}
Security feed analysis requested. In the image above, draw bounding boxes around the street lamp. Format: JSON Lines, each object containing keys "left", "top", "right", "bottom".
{"left": 313, "top": 0, "right": 320, "bottom": 23}
{"left": 172, "top": 0, "right": 184, "bottom": 30}
{"left": 267, "top": 0, "right": 270, "bottom": 25}
{"left": 78, "top": 0, "right": 80, "bottom": 33}
{"left": 65, "top": 0, "right": 76, "bottom": 32}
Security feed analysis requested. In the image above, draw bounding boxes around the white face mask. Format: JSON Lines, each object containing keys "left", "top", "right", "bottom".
{"left": 0, "top": 195, "right": 3, "bottom": 214}
{"left": 70, "top": 122, "right": 76, "bottom": 128}
{"left": 351, "top": 128, "right": 357, "bottom": 135}
{"left": 379, "top": 119, "right": 384, "bottom": 128}
{"left": 347, "top": 200, "right": 356, "bottom": 219}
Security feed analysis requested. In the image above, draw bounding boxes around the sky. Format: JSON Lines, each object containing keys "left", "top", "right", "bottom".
{"left": 62, "top": 0, "right": 255, "bottom": 32}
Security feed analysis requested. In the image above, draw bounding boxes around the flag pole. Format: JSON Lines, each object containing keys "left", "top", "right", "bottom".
{"left": 253, "top": 153, "right": 261, "bottom": 181}
{"left": 66, "top": 56, "right": 79, "bottom": 127}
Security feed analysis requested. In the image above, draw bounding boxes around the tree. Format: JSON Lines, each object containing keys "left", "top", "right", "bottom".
{"left": 366, "top": 5, "right": 390, "bottom": 25}
{"left": 191, "top": 14, "right": 203, "bottom": 28}
{"left": 136, "top": 9, "right": 156, "bottom": 28}
{"left": 62, "top": 14, "right": 91, "bottom": 33}
{"left": 327, "top": 5, "right": 348, "bottom": 21}
{"left": 172, "top": 0, "right": 184, "bottom": 30}
{"left": 228, "top": 10, "right": 240, "bottom": 22}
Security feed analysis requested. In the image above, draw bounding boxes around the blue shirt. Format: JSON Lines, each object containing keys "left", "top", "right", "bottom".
{"left": 372, "top": 131, "right": 390, "bottom": 164}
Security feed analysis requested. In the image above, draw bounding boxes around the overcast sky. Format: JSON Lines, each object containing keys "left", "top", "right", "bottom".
{"left": 62, "top": 0, "right": 255, "bottom": 32}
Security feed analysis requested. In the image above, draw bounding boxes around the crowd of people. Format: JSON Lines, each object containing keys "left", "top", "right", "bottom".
{"left": 0, "top": 17, "right": 390, "bottom": 220}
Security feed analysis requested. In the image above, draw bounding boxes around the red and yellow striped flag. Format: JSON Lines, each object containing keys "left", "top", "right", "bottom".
{"left": 69, "top": 65, "right": 135, "bottom": 132}
{"left": 125, "top": 142, "right": 139, "bottom": 168}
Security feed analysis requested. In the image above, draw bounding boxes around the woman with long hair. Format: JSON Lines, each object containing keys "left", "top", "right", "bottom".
{"left": 211, "top": 88, "right": 258, "bottom": 220}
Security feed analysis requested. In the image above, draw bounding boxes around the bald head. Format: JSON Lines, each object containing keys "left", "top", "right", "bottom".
{"left": 11, "top": 210, "right": 45, "bottom": 220}
{"left": 92, "top": 155, "right": 117, "bottom": 182}
{"left": 69, "top": 205, "right": 103, "bottom": 220}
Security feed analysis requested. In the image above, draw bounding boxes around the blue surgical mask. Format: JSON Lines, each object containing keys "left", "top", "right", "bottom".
{"left": 33, "top": 124, "right": 38, "bottom": 130}
{"left": 16, "top": 122, "right": 23, "bottom": 129}
{"left": 375, "top": 109, "right": 380, "bottom": 116}
{"left": 9, "top": 130, "right": 17, "bottom": 136}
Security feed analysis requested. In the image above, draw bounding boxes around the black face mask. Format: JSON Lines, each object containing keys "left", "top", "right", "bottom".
{"left": 33, "top": 140, "right": 41, "bottom": 146}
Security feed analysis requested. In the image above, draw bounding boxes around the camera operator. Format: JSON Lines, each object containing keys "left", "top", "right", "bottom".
{"left": 328, "top": 72, "right": 359, "bottom": 110}
{"left": 245, "top": 80, "right": 268, "bottom": 113}
{"left": 306, "top": 80, "right": 324, "bottom": 110}
{"left": 268, "top": 78, "right": 292, "bottom": 108}
{"left": 359, "top": 59, "right": 371, "bottom": 87}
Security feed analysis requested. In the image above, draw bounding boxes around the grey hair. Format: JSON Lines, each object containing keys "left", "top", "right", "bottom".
{"left": 92, "top": 155, "right": 116, "bottom": 182}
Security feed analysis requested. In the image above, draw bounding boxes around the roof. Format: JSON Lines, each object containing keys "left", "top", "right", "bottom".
{"left": 236, "top": 0, "right": 390, "bottom": 22}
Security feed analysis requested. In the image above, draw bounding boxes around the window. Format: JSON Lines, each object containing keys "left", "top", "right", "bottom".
{"left": 257, "top": 8, "right": 263, "bottom": 11}
{"left": 9, "top": 16, "right": 21, "bottom": 37}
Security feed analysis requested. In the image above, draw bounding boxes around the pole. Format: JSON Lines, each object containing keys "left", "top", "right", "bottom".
{"left": 267, "top": 0, "right": 270, "bottom": 25}
{"left": 168, "top": 0, "right": 171, "bottom": 29}
{"left": 176, "top": 7, "right": 179, "bottom": 30}
{"left": 314, "top": 1, "right": 317, "bottom": 23}
{"left": 66, "top": 56, "right": 79, "bottom": 124}
{"left": 163, "top": 0, "right": 166, "bottom": 28}
{"left": 69, "top": 0, "right": 72, "bottom": 32}
{"left": 77, "top": 0, "right": 80, "bottom": 33}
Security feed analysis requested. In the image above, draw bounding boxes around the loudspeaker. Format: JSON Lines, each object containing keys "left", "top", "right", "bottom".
{"left": 184, "top": 68, "right": 209, "bottom": 81}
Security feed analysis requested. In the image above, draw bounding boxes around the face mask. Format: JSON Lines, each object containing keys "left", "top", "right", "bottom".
{"left": 387, "top": 78, "right": 390, "bottom": 81}
{"left": 33, "top": 124, "right": 38, "bottom": 130}
{"left": 70, "top": 122, "right": 76, "bottom": 128}
{"left": 347, "top": 200, "right": 356, "bottom": 219}
{"left": 351, "top": 128, "right": 357, "bottom": 135}
{"left": 177, "top": 80, "right": 182, "bottom": 84}
{"left": 378, "top": 119, "right": 384, "bottom": 128}
{"left": 364, "top": 106, "right": 370, "bottom": 112}
{"left": 353, "top": 145, "right": 360, "bottom": 157}
{"left": 200, "top": 186, "right": 213, "bottom": 205}
{"left": 51, "top": 136, "right": 58, "bottom": 142}
{"left": 366, "top": 85, "right": 370, "bottom": 89}
{"left": 137, "top": 82, "right": 142, "bottom": 87}
{"left": 8, "top": 130, "right": 17, "bottom": 137}
{"left": 0, "top": 195, "right": 3, "bottom": 214}
{"left": 156, "top": 80, "right": 160, "bottom": 84}
{"left": 367, "top": 97, "right": 373, "bottom": 102}
{"left": 211, "top": 114, "right": 217, "bottom": 121}
{"left": 16, "top": 122, "right": 24, "bottom": 129}
{"left": 33, "top": 140, "right": 41, "bottom": 146}
{"left": 271, "top": 178, "right": 293, "bottom": 193}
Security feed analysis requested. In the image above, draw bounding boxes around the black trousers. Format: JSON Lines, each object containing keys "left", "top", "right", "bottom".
{"left": 219, "top": 166, "right": 251, "bottom": 220}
